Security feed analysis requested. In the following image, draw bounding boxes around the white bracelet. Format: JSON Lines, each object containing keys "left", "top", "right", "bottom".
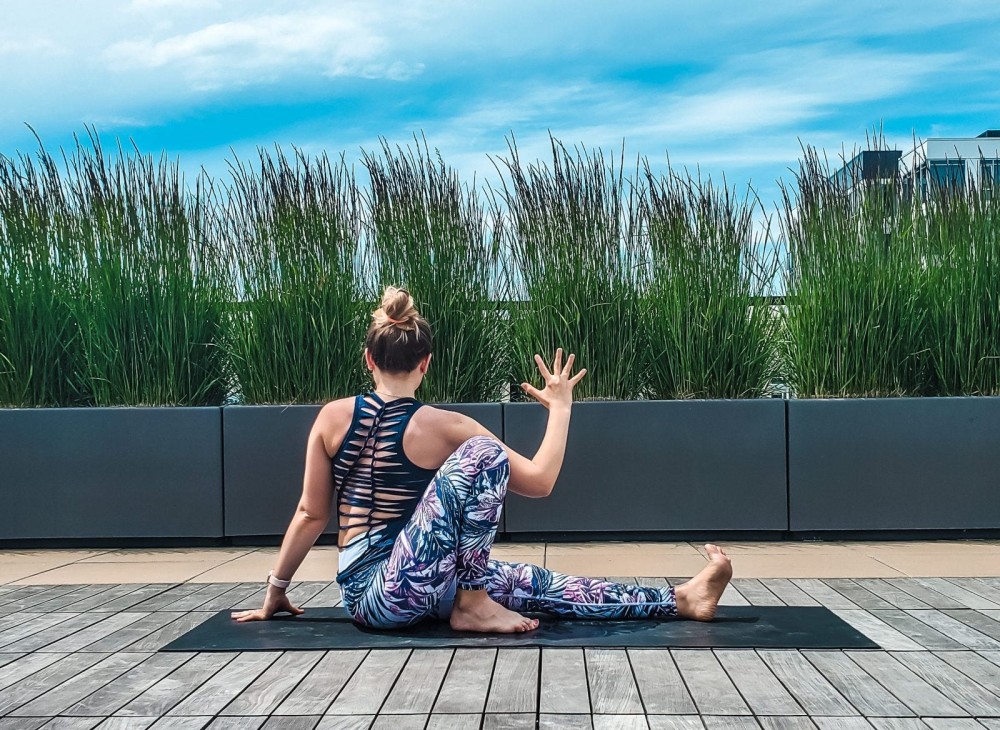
{"left": 267, "top": 570, "right": 291, "bottom": 589}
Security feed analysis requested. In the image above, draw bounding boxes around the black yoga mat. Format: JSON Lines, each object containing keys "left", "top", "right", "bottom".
{"left": 160, "top": 606, "right": 879, "bottom": 651}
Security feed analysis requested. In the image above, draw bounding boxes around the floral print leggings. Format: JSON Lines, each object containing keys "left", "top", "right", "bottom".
{"left": 341, "top": 435, "right": 677, "bottom": 628}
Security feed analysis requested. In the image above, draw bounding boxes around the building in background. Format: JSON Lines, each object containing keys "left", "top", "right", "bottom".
{"left": 902, "top": 130, "right": 1000, "bottom": 193}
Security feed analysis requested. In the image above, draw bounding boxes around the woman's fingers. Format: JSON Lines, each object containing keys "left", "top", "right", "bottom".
{"left": 553, "top": 348, "right": 563, "bottom": 376}
{"left": 534, "top": 353, "right": 552, "bottom": 379}
{"left": 569, "top": 368, "right": 588, "bottom": 385}
{"left": 521, "top": 382, "right": 544, "bottom": 402}
{"left": 562, "top": 353, "right": 575, "bottom": 377}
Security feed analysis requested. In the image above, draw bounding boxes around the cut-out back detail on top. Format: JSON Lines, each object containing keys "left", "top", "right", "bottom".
{"left": 333, "top": 392, "right": 439, "bottom": 555}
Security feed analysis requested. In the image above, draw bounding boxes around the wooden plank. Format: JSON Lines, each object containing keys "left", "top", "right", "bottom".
{"left": 914, "top": 578, "right": 1000, "bottom": 609}
{"left": 851, "top": 580, "right": 929, "bottom": 610}
{"left": 827, "top": 610, "right": 923, "bottom": 651}
{"left": 273, "top": 650, "right": 367, "bottom": 716}
{"left": 3, "top": 612, "right": 109, "bottom": 652}
{"left": 823, "top": 580, "right": 895, "bottom": 611}
{"left": 220, "top": 650, "right": 325, "bottom": 716}
{"left": 730, "top": 579, "right": 783, "bottom": 606}
{"left": 941, "top": 609, "right": 1000, "bottom": 641}
{"left": 428, "top": 715, "right": 491, "bottom": 730}
{"left": 484, "top": 649, "right": 539, "bottom": 714}
{"left": 122, "top": 612, "right": 213, "bottom": 652}
{"left": 947, "top": 578, "right": 1000, "bottom": 606}
{"left": 98, "top": 585, "right": 177, "bottom": 612}
{"left": 591, "top": 716, "right": 650, "bottom": 730}
{"left": 719, "top": 583, "right": 751, "bottom": 607}
{"left": 31, "top": 585, "right": 124, "bottom": 612}
{"left": 259, "top": 718, "right": 325, "bottom": 730}
{"left": 0, "top": 585, "right": 83, "bottom": 612}
{"left": 0, "top": 718, "right": 48, "bottom": 730}
{"left": 538, "top": 715, "right": 593, "bottom": 729}
{"left": 160, "top": 583, "right": 241, "bottom": 611}
{"left": 758, "top": 650, "right": 859, "bottom": 716}
{"left": 628, "top": 649, "right": 697, "bottom": 715}
{"left": 57, "top": 584, "right": 153, "bottom": 613}
{"left": 586, "top": 648, "right": 644, "bottom": 714}
{"left": 671, "top": 650, "right": 750, "bottom": 716}
{"left": 117, "top": 652, "right": 237, "bottom": 716}
{"left": 0, "top": 612, "right": 82, "bottom": 648}
{"left": 432, "top": 648, "right": 495, "bottom": 714}
{"left": 646, "top": 718, "right": 705, "bottom": 730}
{"left": 369, "top": 716, "right": 426, "bottom": 730}
{"left": 539, "top": 648, "right": 589, "bottom": 714}
{"left": 883, "top": 579, "right": 965, "bottom": 610}
{"left": 483, "top": 715, "right": 535, "bottom": 729}
{"left": 84, "top": 612, "right": 189, "bottom": 653}
{"left": 789, "top": 580, "right": 857, "bottom": 609}
{"left": 699, "top": 718, "right": 760, "bottom": 729}
{"left": 43, "top": 612, "right": 151, "bottom": 653}
{"left": 6, "top": 652, "right": 151, "bottom": 717}
{"left": 201, "top": 719, "right": 266, "bottom": 730}
{"left": 313, "top": 718, "right": 373, "bottom": 730}
{"left": 300, "top": 582, "right": 342, "bottom": 608}
{"left": 0, "top": 653, "right": 24, "bottom": 669}
{"left": 325, "top": 649, "right": 410, "bottom": 715}
{"left": 195, "top": 584, "right": 265, "bottom": 612}
{"left": 810, "top": 720, "right": 873, "bottom": 730}
{"left": 892, "top": 650, "right": 1000, "bottom": 716}
{"left": 844, "top": 650, "right": 966, "bottom": 717}
{"left": 0, "top": 585, "right": 54, "bottom": 608}
{"left": 146, "top": 718, "right": 214, "bottom": 730}
{"left": 0, "top": 651, "right": 109, "bottom": 714}
{"left": 715, "top": 650, "right": 804, "bottom": 716}
{"left": 381, "top": 649, "right": 452, "bottom": 714}
{"left": 759, "top": 580, "right": 819, "bottom": 606}
{"left": 0, "top": 651, "right": 66, "bottom": 691}
{"left": 868, "top": 609, "right": 966, "bottom": 650}
{"left": 94, "top": 718, "right": 159, "bottom": 729}
{"left": 63, "top": 652, "right": 193, "bottom": 716}
{"left": 757, "top": 719, "right": 817, "bottom": 729}
{"left": 802, "top": 650, "right": 912, "bottom": 717}
{"left": 128, "top": 584, "right": 202, "bottom": 611}
{"left": 904, "top": 609, "right": 1000, "bottom": 650}
{"left": 166, "top": 651, "right": 281, "bottom": 716}
{"left": 934, "top": 650, "right": 1000, "bottom": 697}
{"left": 921, "top": 721, "right": 988, "bottom": 730}
{"left": 285, "top": 582, "right": 331, "bottom": 607}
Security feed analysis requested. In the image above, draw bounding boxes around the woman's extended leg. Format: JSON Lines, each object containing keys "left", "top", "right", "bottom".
{"left": 484, "top": 544, "right": 733, "bottom": 621}
{"left": 349, "top": 435, "right": 536, "bottom": 632}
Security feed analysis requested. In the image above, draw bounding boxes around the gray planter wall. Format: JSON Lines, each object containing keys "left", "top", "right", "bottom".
{"left": 788, "top": 397, "right": 1000, "bottom": 531}
{"left": 0, "top": 407, "right": 223, "bottom": 539}
{"left": 502, "top": 400, "right": 788, "bottom": 533}
{"left": 222, "top": 402, "right": 504, "bottom": 537}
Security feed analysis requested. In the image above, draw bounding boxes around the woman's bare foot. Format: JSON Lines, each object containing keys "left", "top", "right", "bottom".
{"left": 449, "top": 589, "right": 539, "bottom": 633}
{"left": 675, "top": 544, "right": 733, "bottom": 621}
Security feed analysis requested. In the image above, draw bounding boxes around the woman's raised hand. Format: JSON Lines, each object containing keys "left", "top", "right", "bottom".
{"left": 520, "top": 348, "right": 587, "bottom": 410}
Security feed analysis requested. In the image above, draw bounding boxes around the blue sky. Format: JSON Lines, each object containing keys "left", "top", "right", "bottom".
{"left": 1, "top": 1, "right": 999, "bottom": 209}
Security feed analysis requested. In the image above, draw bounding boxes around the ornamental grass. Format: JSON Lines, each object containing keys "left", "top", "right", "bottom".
{"left": 223, "top": 146, "right": 369, "bottom": 404}
{"left": 362, "top": 135, "right": 507, "bottom": 403}
{"left": 639, "top": 164, "right": 781, "bottom": 399}
{"left": 492, "top": 136, "right": 645, "bottom": 400}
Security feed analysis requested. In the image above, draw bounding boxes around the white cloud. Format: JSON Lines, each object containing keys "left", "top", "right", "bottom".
{"left": 103, "top": 11, "right": 418, "bottom": 89}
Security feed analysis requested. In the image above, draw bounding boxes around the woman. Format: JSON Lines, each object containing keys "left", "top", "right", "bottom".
{"left": 232, "top": 287, "right": 733, "bottom": 633}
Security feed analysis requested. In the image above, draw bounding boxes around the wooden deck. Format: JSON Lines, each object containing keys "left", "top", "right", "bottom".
{"left": 2, "top": 577, "right": 1000, "bottom": 728}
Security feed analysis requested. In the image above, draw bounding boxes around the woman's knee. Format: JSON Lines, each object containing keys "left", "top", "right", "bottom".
{"left": 458, "top": 435, "right": 508, "bottom": 469}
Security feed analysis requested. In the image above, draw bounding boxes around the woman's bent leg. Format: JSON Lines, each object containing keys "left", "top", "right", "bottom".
{"left": 350, "top": 436, "right": 510, "bottom": 628}
{"left": 484, "top": 559, "right": 678, "bottom": 619}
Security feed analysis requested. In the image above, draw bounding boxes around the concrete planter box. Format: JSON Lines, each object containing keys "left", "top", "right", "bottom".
{"left": 788, "top": 397, "right": 1000, "bottom": 532}
{"left": 222, "top": 403, "right": 504, "bottom": 537}
{"left": 0, "top": 407, "right": 223, "bottom": 540}
{"left": 501, "top": 400, "right": 788, "bottom": 534}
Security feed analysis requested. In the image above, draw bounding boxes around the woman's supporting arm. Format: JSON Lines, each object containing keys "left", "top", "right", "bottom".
{"left": 232, "top": 405, "right": 340, "bottom": 621}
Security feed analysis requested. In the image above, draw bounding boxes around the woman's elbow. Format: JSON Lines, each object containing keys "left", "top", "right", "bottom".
{"left": 296, "top": 504, "right": 330, "bottom": 524}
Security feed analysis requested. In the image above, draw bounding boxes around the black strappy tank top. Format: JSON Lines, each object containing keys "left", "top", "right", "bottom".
{"left": 332, "top": 392, "right": 439, "bottom": 561}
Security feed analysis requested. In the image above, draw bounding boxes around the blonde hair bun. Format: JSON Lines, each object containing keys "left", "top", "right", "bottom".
{"left": 374, "top": 286, "right": 419, "bottom": 329}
